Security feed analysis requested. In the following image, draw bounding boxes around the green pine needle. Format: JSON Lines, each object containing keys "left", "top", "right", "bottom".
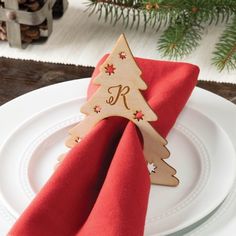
{"left": 212, "top": 16, "right": 236, "bottom": 71}
{"left": 86, "top": 0, "right": 236, "bottom": 72}
{"left": 158, "top": 21, "right": 203, "bottom": 59}
{"left": 86, "top": 0, "right": 236, "bottom": 28}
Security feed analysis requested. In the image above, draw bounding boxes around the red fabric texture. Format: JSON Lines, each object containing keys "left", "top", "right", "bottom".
{"left": 8, "top": 56, "right": 199, "bottom": 236}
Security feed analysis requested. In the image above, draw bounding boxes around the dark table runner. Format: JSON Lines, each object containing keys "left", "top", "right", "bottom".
{"left": 0, "top": 57, "right": 236, "bottom": 106}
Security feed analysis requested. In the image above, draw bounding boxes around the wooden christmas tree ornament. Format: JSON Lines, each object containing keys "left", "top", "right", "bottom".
{"left": 65, "top": 34, "right": 179, "bottom": 187}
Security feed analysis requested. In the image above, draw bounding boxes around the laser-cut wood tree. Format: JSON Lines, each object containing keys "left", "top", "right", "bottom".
{"left": 65, "top": 34, "right": 179, "bottom": 186}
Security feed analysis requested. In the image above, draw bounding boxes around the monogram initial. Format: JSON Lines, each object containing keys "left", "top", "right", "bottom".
{"left": 106, "top": 85, "right": 130, "bottom": 110}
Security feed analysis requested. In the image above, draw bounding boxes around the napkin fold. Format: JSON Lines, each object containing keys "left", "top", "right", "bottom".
{"left": 8, "top": 56, "right": 199, "bottom": 236}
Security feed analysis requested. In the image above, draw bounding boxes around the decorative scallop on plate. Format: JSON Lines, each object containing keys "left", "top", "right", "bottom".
{"left": 0, "top": 78, "right": 235, "bottom": 236}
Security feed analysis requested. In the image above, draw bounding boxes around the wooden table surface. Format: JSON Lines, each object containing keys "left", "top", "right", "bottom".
{"left": 0, "top": 57, "right": 236, "bottom": 106}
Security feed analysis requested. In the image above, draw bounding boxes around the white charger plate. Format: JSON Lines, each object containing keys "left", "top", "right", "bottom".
{"left": 0, "top": 78, "right": 235, "bottom": 236}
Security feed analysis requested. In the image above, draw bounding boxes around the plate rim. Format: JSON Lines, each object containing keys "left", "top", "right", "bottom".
{"left": 0, "top": 78, "right": 236, "bottom": 236}
{"left": 1, "top": 98, "right": 234, "bottom": 235}
{"left": 0, "top": 105, "right": 212, "bottom": 223}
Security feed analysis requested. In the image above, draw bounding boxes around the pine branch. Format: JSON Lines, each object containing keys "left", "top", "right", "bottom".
{"left": 212, "top": 16, "right": 236, "bottom": 71}
{"left": 86, "top": 0, "right": 236, "bottom": 29}
{"left": 158, "top": 20, "right": 203, "bottom": 59}
{"left": 86, "top": 0, "right": 236, "bottom": 71}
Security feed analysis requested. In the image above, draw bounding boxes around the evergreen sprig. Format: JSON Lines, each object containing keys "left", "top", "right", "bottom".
{"left": 158, "top": 22, "right": 203, "bottom": 60}
{"left": 212, "top": 16, "right": 236, "bottom": 71}
{"left": 86, "top": 0, "right": 236, "bottom": 72}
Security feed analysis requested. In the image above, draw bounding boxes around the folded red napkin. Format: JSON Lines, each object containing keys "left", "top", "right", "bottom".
{"left": 8, "top": 56, "right": 199, "bottom": 236}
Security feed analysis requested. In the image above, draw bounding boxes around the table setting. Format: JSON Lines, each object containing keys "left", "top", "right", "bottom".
{"left": 0, "top": 1, "right": 236, "bottom": 236}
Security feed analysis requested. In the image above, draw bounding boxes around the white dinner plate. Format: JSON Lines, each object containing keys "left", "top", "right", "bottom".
{"left": 0, "top": 78, "right": 235, "bottom": 236}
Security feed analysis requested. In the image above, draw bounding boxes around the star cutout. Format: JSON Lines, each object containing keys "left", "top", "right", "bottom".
{"left": 147, "top": 163, "right": 157, "bottom": 174}
{"left": 133, "top": 110, "right": 144, "bottom": 121}
{"left": 94, "top": 105, "right": 102, "bottom": 113}
{"left": 105, "top": 64, "right": 116, "bottom": 75}
{"left": 74, "top": 137, "right": 81, "bottom": 143}
{"left": 119, "top": 51, "right": 126, "bottom": 59}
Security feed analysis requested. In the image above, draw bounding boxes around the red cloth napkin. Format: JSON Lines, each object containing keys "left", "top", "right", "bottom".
{"left": 8, "top": 56, "right": 199, "bottom": 236}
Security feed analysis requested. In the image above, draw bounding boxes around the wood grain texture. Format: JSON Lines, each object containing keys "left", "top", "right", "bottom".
{"left": 0, "top": 57, "right": 235, "bottom": 106}
{"left": 64, "top": 34, "right": 179, "bottom": 186}
{"left": 197, "top": 80, "right": 236, "bottom": 104}
{"left": 0, "top": 57, "right": 94, "bottom": 105}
